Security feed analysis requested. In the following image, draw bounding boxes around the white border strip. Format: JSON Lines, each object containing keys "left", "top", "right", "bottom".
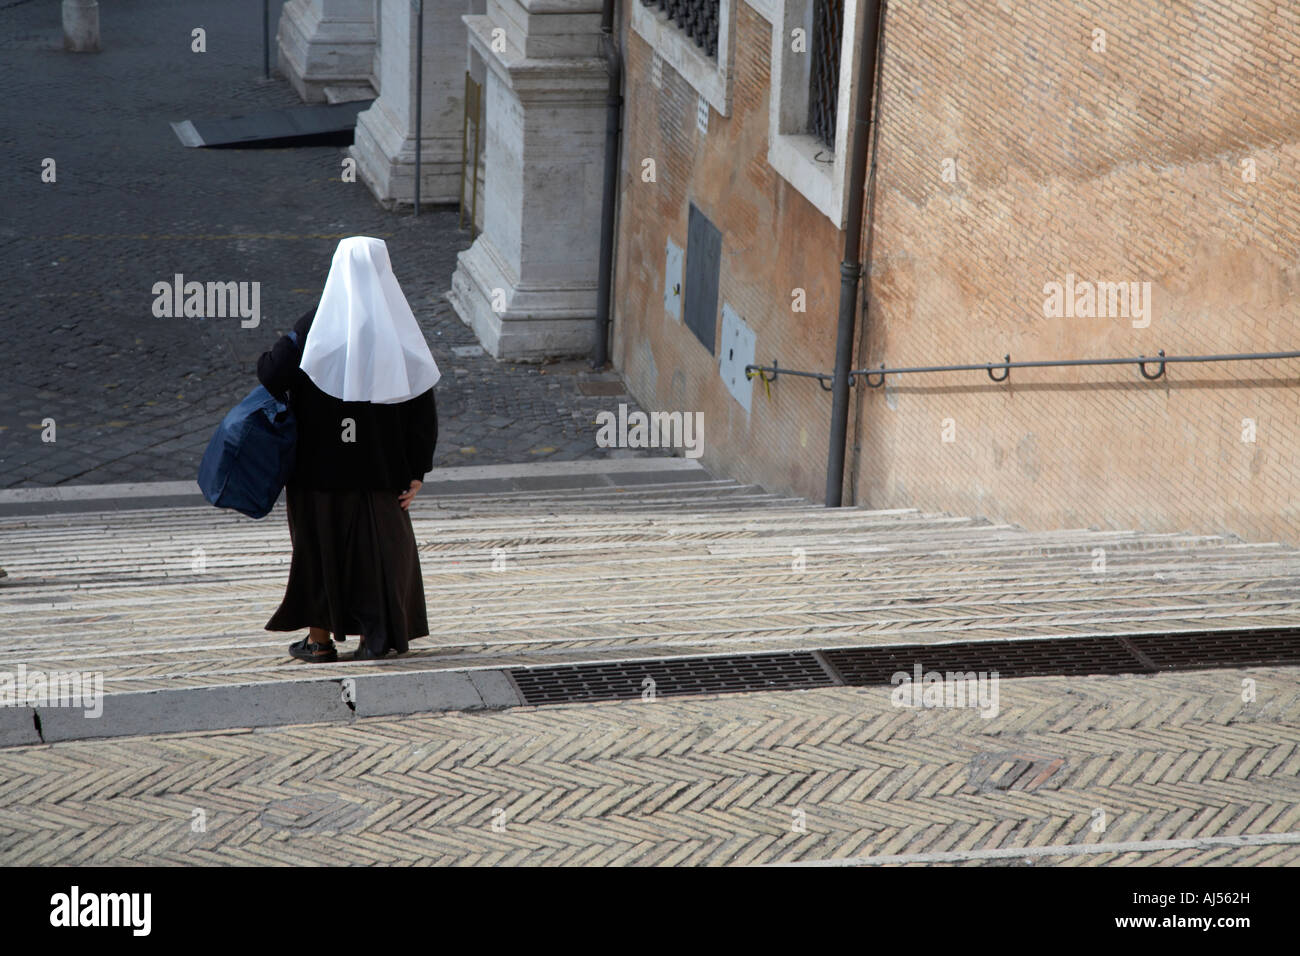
{"left": 0, "top": 457, "right": 706, "bottom": 504}
{"left": 770, "top": 831, "right": 1300, "bottom": 866}
{"left": 169, "top": 119, "right": 203, "bottom": 147}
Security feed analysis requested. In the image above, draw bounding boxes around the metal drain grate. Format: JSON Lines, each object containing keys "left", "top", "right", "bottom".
{"left": 506, "top": 628, "right": 1300, "bottom": 707}
{"left": 1129, "top": 627, "right": 1300, "bottom": 669}
{"left": 822, "top": 636, "right": 1141, "bottom": 684}
{"left": 509, "top": 652, "right": 833, "bottom": 706}
{"left": 822, "top": 627, "right": 1300, "bottom": 685}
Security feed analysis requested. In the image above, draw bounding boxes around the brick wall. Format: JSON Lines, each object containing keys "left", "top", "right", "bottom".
{"left": 613, "top": 0, "right": 1300, "bottom": 543}
{"left": 855, "top": 0, "right": 1300, "bottom": 543}
{"left": 613, "top": 0, "right": 845, "bottom": 501}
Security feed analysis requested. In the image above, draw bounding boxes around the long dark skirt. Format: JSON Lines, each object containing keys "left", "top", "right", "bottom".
{"left": 266, "top": 483, "right": 428, "bottom": 655}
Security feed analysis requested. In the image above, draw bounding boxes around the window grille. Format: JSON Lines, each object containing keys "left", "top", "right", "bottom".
{"left": 641, "top": 0, "right": 721, "bottom": 60}
{"left": 808, "top": 0, "right": 844, "bottom": 148}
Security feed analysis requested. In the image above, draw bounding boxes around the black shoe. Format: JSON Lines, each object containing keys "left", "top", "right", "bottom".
{"left": 352, "top": 641, "right": 389, "bottom": 661}
{"left": 289, "top": 636, "right": 338, "bottom": 663}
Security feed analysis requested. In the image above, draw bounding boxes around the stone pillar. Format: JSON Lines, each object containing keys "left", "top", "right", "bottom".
{"left": 463, "top": 0, "right": 489, "bottom": 233}
{"left": 349, "top": 0, "right": 467, "bottom": 205}
{"left": 447, "top": 0, "right": 609, "bottom": 361}
{"left": 62, "top": 0, "right": 100, "bottom": 52}
{"left": 277, "top": 0, "right": 378, "bottom": 103}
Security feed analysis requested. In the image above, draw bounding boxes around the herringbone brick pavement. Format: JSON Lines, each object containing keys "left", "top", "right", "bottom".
{"left": 0, "top": 666, "right": 1295, "bottom": 865}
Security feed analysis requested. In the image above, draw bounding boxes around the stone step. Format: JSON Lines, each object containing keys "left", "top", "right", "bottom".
{"left": 2, "top": 464, "right": 1298, "bottom": 739}
{"left": 322, "top": 83, "right": 377, "bottom": 104}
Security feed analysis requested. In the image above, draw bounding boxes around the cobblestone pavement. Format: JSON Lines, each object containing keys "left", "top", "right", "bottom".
{"left": 0, "top": 0, "right": 657, "bottom": 489}
{"left": 0, "top": 668, "right": 1296, "bottom": 865}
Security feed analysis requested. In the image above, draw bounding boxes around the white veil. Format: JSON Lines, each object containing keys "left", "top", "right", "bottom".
{"left": 298, "top": 236, "right": 441, "bottom": 404}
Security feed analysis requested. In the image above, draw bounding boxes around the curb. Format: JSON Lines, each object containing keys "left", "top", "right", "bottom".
{"left": 0, "top": 456, "right": 710, "bottom": 517}
{"left": 1, "top": 666, "right": 525, "bottom": 748}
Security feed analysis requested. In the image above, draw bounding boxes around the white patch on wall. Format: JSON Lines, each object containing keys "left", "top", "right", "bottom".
{"left": 651, "top": 53, "right": 664, "bottom": 89}
{"left": 696, "top": 94, "right": 709, "bottom": 135}
{"left": 664, "top": 239, "right": 684, "bottom": 321}
{"left": 718, "top": 303, "right": 756, "bottom": 413}
{"left": 639, "top": 336, "right": 659, "bottom": 396}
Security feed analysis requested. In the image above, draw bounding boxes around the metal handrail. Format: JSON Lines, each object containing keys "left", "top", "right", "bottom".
{"left": 745, "top": 348, "right": 1300, "bottom": 391}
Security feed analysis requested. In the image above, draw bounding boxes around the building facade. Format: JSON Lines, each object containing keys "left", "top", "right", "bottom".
{"left": 611, "top": 0, "right": 1300, "bottom": 544}
{"left": 278, "top": 0, "right": 1300, "bottom": 544}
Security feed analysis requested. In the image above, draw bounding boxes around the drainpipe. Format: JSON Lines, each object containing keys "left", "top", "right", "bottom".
{"left": 591, "top": 0, "right": 622, "bottom": 368}
{"left": 825, "top": 0, "right": 884, "bottom": 506}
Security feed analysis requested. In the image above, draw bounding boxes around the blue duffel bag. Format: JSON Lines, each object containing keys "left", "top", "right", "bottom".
{"left": 197, "top": 331, "right": 299, "bottom": 519}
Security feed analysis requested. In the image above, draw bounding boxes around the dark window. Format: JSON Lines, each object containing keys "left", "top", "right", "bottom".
{"left": 808, "top": 0, "right": 845, "bottom": 148}
{"left": 684, "top": 203, "right": 721, "bottom": 354}
{"left": 641, "top": 0, "right": 721, "bottom": 60}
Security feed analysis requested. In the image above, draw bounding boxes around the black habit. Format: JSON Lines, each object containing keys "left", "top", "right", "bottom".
{"left": 257, "top": 307, "right": 438, "bottom": 655}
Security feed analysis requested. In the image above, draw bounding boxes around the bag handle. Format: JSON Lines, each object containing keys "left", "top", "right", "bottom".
{"left": 282, "top": 329, "right": 301, "bottom": 405}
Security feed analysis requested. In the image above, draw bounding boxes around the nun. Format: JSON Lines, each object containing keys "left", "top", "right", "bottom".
{"left": 256, "top": 236, "right": 440, "bottom": 663}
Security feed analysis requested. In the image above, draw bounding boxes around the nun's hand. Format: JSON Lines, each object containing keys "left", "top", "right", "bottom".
{"left": 398, "top": 479, "right": 422, "bottom": 511}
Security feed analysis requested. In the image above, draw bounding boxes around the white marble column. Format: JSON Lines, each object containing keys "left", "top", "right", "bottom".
{"left": 349, "top": 0, "right": 468, "bottom": 205}
{"left": 447, "top": 0, "right": 609, "bottom": 360}
{"left": 277, "top": 0, "right": 378, "bottom": 103}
